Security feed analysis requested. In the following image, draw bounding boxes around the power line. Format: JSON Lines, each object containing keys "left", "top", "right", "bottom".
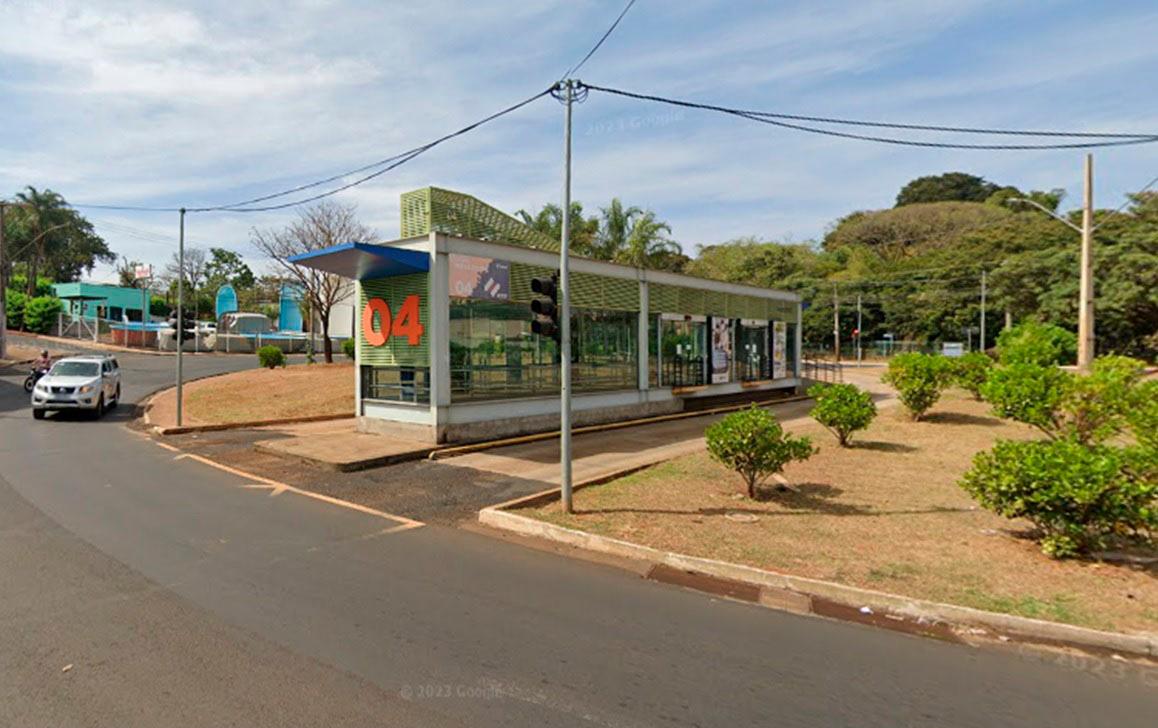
{"left": 198, "top": 87, "right": 555, "bottom": 213}
{"left": 560, "top": 0, "right": 638, "bottom": 80}
{"left": 581, "top": 83, "right": 1158, "bottom": 150}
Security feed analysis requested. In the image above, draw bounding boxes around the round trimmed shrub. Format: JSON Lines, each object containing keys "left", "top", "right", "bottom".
{"left": 882, "top": 352, "right": 951, "bottom": 420}
{"left": 342, "top": 337, "right": 356, "bottom": 360}
{"left": 951, "top": 351, "right": 993, "bottom": 400}
{"left": 257, "top": 345, "right": 286, "bottom": 369}
{"left": 705, "top": 405, "right": 814, "bottom": 499}
{"left": 808, "top": 382, "right": 877, "bottom": 447}
{"left": 996, "top": 322, "right": 1077, "bottom": 366}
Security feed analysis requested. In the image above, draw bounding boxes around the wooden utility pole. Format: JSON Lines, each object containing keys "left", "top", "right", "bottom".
{"left": 979, "top": 270, "right": 987, "bottom": 353}
{"left": 1078, "top": 154, "right": 1095, "bottom": 370}
{"left": 832, "top": 285, "right": 840, "bottom": 363}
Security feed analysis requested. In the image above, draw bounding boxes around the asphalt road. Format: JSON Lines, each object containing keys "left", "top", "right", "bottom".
{"left": 1, "top": 340, "right": 1155, "bottom": 727}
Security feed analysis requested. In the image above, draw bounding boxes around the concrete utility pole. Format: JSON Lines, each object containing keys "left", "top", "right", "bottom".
{"left": 176, "top": 208, "right": 186, "bottom": 427}
{"left": 855, "top": 294, "right": 862, "bottom": 366}
{"left": 832, "top": 285, "right": 840, "bottom": 363}
{"left": 1078, "top": 154, "right": 1095, "bottom": 370}
{"left": 559, "top": 81, "right": 574, "bottom": 514}
{"left": 980, "top": 270, "right": 987, "bottom": 353}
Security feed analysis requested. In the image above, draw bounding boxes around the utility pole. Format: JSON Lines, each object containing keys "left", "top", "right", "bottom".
{"left": 559, "top": 81, "right": 574, "bottom": 514}
{"left": 0, "top": 201, "right": 7, "bottom": 361}
{"left": 1078, "top": 153, "right": 1095, "bottom": 370}
{"left": 176, "top": 208, "right": 186, "bottom": 427}
{"left": 855, "top": 294, "right": 862, "bottom": 366}
{"left": 980, "top": 270, "right": 987, "bottom": 353}
{"left": 832, "top": 285, "right": 840, "bottom": 363}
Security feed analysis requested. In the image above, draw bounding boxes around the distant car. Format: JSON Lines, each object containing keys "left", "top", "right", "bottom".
{"left": 30, "top": 355, "right": 122, "bottom": 420}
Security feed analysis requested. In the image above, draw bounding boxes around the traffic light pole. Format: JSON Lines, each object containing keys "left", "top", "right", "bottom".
{"left": 560, "top": 80, "right": 574, "bottom": 514}
{"left": 176, "top": 207, "right": 185, "bottom": 427}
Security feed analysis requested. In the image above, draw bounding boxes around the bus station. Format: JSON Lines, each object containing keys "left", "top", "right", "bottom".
{"left": 290, "top": 187, "right": 804, "bottom": 443}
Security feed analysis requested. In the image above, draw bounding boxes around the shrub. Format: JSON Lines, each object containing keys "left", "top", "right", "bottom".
{"left": 4, "top": 288, "right": 28, "bottom": 329}
{"left": 808, "top": 382, "right": 877, "bottom": 446}
{"left": 982, "top": 356, "right": 1146, "bottom": 444}
{"left": 257, "top": 345, "right": 286, "bottom": 369}
{"left": 951, "top": 351, "right": 993, "bottom": 400}
{"left": 881, "top": 353, "right": 951, "bottom": 420}
{"left": 706, "top": 405, "right": 814, "bottom": 499}
{"left": 22, "top": 296, "right": 62, "bottom": 334}
{"left": 1128, "top": 379, "right": 1158, "bottom": 450}
{"left": 960, "top": 439, "right": 1157, "bottom": 557}
{"left": 342, "top": 338, "right": 356, "bottom": 360}
{"left": 996, "top": 322, "right": 1077, "bottom": 366}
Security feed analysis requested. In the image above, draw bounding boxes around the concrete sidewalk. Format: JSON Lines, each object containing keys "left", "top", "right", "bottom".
{"left": 439, "top": 366, "right": 893, "bottom": 487}
{"left": 253, "top": 420, "right": 435, "bottom": 471}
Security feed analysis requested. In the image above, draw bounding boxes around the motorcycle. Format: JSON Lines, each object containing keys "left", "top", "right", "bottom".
{"left": 23, "top": 367, "right": 48, "bottom": 393}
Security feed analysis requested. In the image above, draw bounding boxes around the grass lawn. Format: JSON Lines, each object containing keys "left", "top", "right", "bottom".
{"left": 179, "top": 362, "right": 354, "bottom": 425}
{"left": 526, "top": 391, "right": 1158, "bottom": 634}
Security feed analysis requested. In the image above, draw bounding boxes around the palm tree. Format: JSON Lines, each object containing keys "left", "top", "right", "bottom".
{"left": 617, "top": 211, "right": 681, "bottom": 269}
{"left": 515, "top": 202, "right": 599, "bottom": 255}
{"left": 14, "top": 186, "right": 70, "bottom": 295}
{"left": 597, "top": 198, "right": 642, "bottom": 261}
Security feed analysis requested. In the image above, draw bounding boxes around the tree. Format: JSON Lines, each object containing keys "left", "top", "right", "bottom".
{"left": 882, "top": 353, "right": 952, "bottom": 420}
{"left": 515, "top": 202, "right": 599, "bottom": 256}
{"left": 595, "top": 198, "right": 642, "bottom": 260}
{"left": 6, "top": 186, "right": 113, "bottom": 293}
{"left": 204, "top": 247, "right": 255, "bottom": 292}
{"left": 895, "top": 172, "right": 999, "bottom": 207}
{"left": 251, "top": 201, "right": 370, "bottom": 363}
{"left": 995, "top": 322, "right": 1076, "bottom": 366}
{"left": 165, "top": 247, "right": 209, "bottom": 321}
{"left": 617, "top": 210, "right": 682, "bottom": 269}
{"left": 705, "top": 406, "right": 814, "bottom": 498}
{"left": 117, "top": 257, "right": 148, "bottom": 288}
{"left": 823, "top": 201, "right": 1010, "bottom": 262}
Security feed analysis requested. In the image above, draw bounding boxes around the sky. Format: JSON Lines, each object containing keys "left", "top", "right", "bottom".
{"left": 2, "top": 0, "right": 1158, "bottom": 283}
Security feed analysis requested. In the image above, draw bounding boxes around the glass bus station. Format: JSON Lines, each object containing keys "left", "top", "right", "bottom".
{"left": 290, "top": 187, "right": 803, "bottom": 443}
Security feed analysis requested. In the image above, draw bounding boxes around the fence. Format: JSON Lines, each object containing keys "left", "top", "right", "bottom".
{"left": 802, "top": 357, "right": 843, "bottom": 385}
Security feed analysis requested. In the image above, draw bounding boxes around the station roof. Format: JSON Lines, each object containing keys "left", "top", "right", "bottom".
{"left": 287, "top": 242, "right": 429, "bottom": 280}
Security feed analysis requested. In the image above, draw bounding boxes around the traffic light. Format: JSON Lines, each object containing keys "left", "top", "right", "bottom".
{"left": 180, "top": 309, "right": 195, "bottom": 343}
{"left": 529, "top": 272, "right": 560, "bottom": 342}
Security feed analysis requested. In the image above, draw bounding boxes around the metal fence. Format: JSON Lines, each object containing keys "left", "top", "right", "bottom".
{"left": 802, "top": 357, "right": 843, "bottom": 385}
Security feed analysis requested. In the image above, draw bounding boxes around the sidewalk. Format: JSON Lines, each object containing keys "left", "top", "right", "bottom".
{"left": 438, "top": 366, "right": 893, "bottom": 487}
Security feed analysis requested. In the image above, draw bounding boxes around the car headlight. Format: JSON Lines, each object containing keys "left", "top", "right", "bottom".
{"left": 78, "top": 384, "right": 95, "bottom": 393}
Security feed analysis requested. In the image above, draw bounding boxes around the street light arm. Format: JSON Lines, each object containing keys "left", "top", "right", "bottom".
{"left": 1009, "top": 198, "right": 1083, "bottom": 233}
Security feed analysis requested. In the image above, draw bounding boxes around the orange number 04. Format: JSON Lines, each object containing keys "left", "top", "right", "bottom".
{"left": 361, "top": 294, "right": 425, "bottom": 347}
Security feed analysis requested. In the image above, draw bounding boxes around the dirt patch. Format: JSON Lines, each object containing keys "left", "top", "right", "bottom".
{"left": 525, "top": 392, "right": 1158, "bottom": 634}
{"left": 147, "top": 363, "right": 354, "bottom": 427}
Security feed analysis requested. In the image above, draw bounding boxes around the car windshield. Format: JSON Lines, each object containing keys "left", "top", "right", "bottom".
{"left": 50, "top": 361, "right": 100, "bottom": 377}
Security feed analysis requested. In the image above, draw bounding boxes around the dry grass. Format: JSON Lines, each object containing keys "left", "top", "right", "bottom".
{"left": 154, "top": 363, "right": 354, "bottom": 426}
{"left": 527, "top": 392, "right": 1158, "bottom": 633}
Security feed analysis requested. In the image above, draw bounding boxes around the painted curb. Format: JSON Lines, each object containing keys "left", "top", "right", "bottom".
{"left": 154, "top": 413, "right": 353, "bottom": 436}
{"left": 479, "top": 506, "right": 1158, "bottom": 659}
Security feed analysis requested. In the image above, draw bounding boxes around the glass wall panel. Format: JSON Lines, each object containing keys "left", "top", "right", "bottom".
{"left": 660, "top": 318, "right": 706, "bottom": 387}
{"left": 737, "top": 323, "right": 770, "bottom": 381}
{"left": 449, "top": 298, "right": 638, "bottom": 401}
{"left": 361, "top": 366, "right": 431, "bottom": 403}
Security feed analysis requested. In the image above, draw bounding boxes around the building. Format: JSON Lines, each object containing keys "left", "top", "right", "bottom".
{"left": 291, "top": 187, "right": 802, "bottom": 444}
{"left": 52, "top": 282, "right": 150, "bottom": 322}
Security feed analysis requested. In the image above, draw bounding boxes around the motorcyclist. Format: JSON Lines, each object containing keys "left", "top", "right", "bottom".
{"left": 32, "top": 350, "right": 52, "bottom": 373}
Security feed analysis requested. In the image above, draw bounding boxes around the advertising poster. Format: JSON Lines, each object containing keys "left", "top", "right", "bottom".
{"left": 773, "top": 321, "right": 787, "bottom": 379}
{"left": 449, "top": 255, "right": 510, "bottom": 300}
{"left": 711, "top": 317, "right": 732, "bottom": 384}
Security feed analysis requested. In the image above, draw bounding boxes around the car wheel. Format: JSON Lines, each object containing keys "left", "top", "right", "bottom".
{"left": 32, "top": 409, "right": 45, "bottom": 420}
{"left": 94, "top": 394, "right": 105, "bottom": 419}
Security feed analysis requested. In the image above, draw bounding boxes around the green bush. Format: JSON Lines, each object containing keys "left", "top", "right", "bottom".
{"left": 959, "top": 439, "right": 1157, "bottom": 557}
{"left": 706, "top": 405, "right": 814, "bottom": 499}
{"left": 342, "top": 338, "right": 356, "bottom": 360}
{"left": 22, "top": 296, "right": 62, "bottom": 334}
{"left": 982, "top": 356, "right": 1146, "bottom": 444}
{"left": 881, "top": 352, "right": 951, "bottom": 420}
{"left": 808, "top": 382, "right": 877, "bottom": 447}
{"left": 257, "top": 345, "right": 286, "bottom": 369}
{"left": 1128, "top": 379, "right": 1158, "bottom": 450}
{"left": 996, "top": 322, "right": 1077, "bottom": 366}
{"left": 4, "top": 288, "right": 28, "bottom": 329}
{"left": 951, "top": 351, "right": 993, "bottom": 400}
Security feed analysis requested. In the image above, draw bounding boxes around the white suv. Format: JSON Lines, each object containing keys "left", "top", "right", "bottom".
{"left": 31, "top": 355, "right": 122, "bottom": 419}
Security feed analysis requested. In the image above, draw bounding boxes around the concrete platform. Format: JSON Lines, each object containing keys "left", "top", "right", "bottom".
{"left": 253, "top": 422, "right": 436, "bottom": 471}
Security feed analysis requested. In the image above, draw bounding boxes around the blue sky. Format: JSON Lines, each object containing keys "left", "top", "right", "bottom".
{"left": 2, "top": 0, "right": 1157, "bottom": 281}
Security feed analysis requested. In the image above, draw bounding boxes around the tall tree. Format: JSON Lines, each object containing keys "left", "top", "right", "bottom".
{"left": 515, "top": 202, "right": 599, "bottom": 256}
{"left": 204, "top": 247, "right": 255, "bottom": 292}
{"left": 165, "top": 247, "right": 209, "bottom": 321}
{"left": 617, "top": 211, "right": 682, "bottom": 269}
{"left": 7, "top": 186, "right": 113, "bottom": 293}
{"left": 895, "top": 172, "right": 999, "bottom": 207}
{"left": 596, "top": 198, "right": 642, "bottom": 260}
{"left": 251, "top": 201, "right": 371, "bottom": 363}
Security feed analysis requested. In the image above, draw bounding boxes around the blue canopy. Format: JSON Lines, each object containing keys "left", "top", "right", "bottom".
{"left": 287, "top": 242, "right": 429, "bottom": 280}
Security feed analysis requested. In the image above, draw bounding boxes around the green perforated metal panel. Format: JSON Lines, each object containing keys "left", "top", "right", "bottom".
{"left": 358, "top": 274, "right": 430, "bottom": 367}
{"left": 648, "top": 283, "right": 679, "bottom": 313}
{"left": 508, "top": 264, "right": 639, "bottom": 312}
{"left": 401, "top": 187, "right": 558, "bottom": 251}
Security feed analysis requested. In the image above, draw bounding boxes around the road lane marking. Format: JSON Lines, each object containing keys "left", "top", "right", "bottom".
{"left": 155, "top": 443, "right": 423, "bottom": 529}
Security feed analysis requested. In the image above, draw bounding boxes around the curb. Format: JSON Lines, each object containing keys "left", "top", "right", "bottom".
{"left": 428, "top": 393, "right": 813, "bottom": 460}
{"left": 252, "top": 439, "right": 435, "bottom": 472}
{"left": 154, "top": 413, "right": 354, "bottom": 436}
{"left": 479, "top": 506, "right": 1157, "bottom": 659}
